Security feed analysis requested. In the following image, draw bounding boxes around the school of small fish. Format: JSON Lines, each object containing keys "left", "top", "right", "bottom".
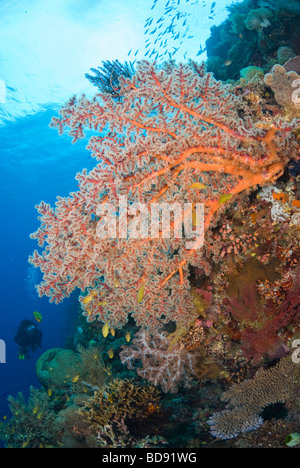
{"left": 128, "top": 0, "right": 217, "bottom": 62}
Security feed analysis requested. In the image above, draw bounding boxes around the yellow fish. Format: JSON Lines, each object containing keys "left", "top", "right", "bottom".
{"left": 218, "top": 193, "right": 233, "bottom": 205}
{"left": 188, "top": 182, "right": 207, "bottom": 190}
{"left": 98, "top": 301, "right": 107, "bottom": 306}
{"left": 32, "top": 406, "right": 38, "bottom": 414}
{"left": 72, "top": 374, "right": 79, "bottom": 383}
{"left": 192, "top": 205, "right": 200, "bottom": 227}
{"left": 22, "top": 441, "right": 29, "bottom": 448}
{"left": 103, "top": 365, "right": 112, "bottom": 376}
{"left": 137, "top": 284, "right": 145, "bottom": 303}
{"left": 110, "top": 328, "right": 115, "bottom": 336}
{"left": 102, "top": 322, "right": 110, "bottom": 338}
{"left": 107, "top": 349, "right": 114, "bottom": 359}
{"left": 33, "top": 311, "right": 42, "bottom": 322}
{"left": 82, "top": 294, "right": 94, "bottom": 304}
{"left": 47, "top": 389, "right": 52, "bottom": 397}
{"left": 36, "top": 412, "right": 43, "bottom": 420}
{"left": 125, "top": 332, "right": 131, "bottom": 342}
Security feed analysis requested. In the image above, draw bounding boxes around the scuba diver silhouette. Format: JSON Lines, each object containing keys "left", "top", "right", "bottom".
{"left": 14, "top": 319, "right": 42, "bottom": 359}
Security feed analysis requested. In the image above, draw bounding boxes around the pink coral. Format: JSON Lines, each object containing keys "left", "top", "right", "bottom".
{"left": 120, "top": 330, "right": 196, "bottom": 393}
{"left": 29, "top": 60, "right": 299, "bottom": 330}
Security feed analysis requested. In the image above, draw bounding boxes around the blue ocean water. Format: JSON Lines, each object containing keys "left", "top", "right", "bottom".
{"left": 0, "top": 108, "right": 92, "bottom": 421}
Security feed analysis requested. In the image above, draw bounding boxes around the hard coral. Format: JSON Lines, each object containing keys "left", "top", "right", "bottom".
{"left": 36, "top": 348, "right": 82, "bottom": 388}
{"left": 81, "top": 378, "right": 161, "bottom": 426}
{"left": 56, "top": 378, "right": 162, "bottom": 448}
{"left": 208, "top": 356, "right": 300, "bottom": 440}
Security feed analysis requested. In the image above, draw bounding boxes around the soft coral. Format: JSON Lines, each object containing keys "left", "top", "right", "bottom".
{"left": 228, "top": 269, "right": 300, "bottom": 363}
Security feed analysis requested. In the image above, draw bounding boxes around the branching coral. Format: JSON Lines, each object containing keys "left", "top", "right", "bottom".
{"left": 53, "top": 377, "right": 163, "bottom": 448}
{"left": 80, "top": 378, "right": 161, "bottom": 427}
{"left": 0, "top": 387, "right": 58, "bottom": 448}
{"left": 66, "top": 378, "right": 163, "bottom": 447}
{"left": 120, "top": 329, "right": 198, "bottom": 393}
{"left": 97, "top": 425, "right": 167, "bottom": 448}
{"left": 208, "top": 356, "right": 300, "bottom": 440}
{"left": 85, "top": 60, "right": 135, "bottom": 99}
{"left": 29, "top": 60, "right": 299, "bottom": 331}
